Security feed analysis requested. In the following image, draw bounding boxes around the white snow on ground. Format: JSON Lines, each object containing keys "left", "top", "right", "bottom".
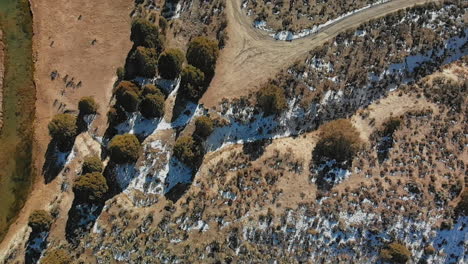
{"left": 258, "top": 0, "right": 392, "bottom": 41}
{"left": 118, "top": 8, "right": 467, "bottom": 195}
{"left": 242, "top": 205, "right": 467, "bottom": 263}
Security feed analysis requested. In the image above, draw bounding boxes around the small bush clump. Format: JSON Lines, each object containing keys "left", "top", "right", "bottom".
{"left": 78, "top": 96, "right": 98, "bottom": 115}
{"left": 194, "top": 116, "right": 214, "bottom": 139}
{"left": 108, "top": 134, "right": 141, "bottom": 164}
{"left": 82, "top": 155, "right": 103, "bottom": 174}
{"left": 313, "top": 119, "right": 362, "bottom": 164}
{"left": 380, "top": 242, "right": 412, "bottom": 263}
{"left": 158, "top": 48, "right": 184, "bottom": 79}
{"left": 180, "top": 65, "right": 206, "bottom": 101}
{"left": 173, "top": 136, "right": 204, "bottom": 168}
{"left": 257, "top": 85, "right": 287, "bottom": 115}
{"left": 73, "top": 172, "right": 109, "bottom": 202}
{"left": 48, "top": 114, "right": 77, "bottom": 151}
{"left": 28, "top": 210, "right": 52, "bottom": 232}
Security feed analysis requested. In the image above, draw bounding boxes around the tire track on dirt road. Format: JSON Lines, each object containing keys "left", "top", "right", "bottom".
{"left": 201, "top": 0, "right": 438, "bottom": 108}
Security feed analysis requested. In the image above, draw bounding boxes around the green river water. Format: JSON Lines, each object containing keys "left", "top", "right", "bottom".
{"left": 0, "top": 0, "right": 35, "bottom": 241}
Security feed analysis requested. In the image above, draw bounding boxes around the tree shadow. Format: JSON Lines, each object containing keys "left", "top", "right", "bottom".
{"left": 42, "top": 141, "right": 73, "bottom": 184}
{"left": 242, "top": 138, "right": 272, "bottom": 161}
{"left": 24, "top": 230, "right": 48, "bottom": 264}
{"left": 65, "top": 200, "right": 104, "bottom": 246}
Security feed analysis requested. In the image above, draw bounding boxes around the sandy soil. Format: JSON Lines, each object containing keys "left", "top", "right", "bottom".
{"left": 0, "top": 0, "right": 133, "bottom": 258}
{"left": 201, "top": 0, "right": 439, "bottom": 108}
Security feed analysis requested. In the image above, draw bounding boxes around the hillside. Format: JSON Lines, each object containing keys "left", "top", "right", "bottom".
{"left": 0, "top": 0, "right": 466, "bottom": 263}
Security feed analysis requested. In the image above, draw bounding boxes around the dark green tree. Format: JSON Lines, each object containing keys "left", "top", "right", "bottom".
{"left": 139, "top": 93, "right": 165, "bottom": 119}
{"left": 48, "top": 114, "right": 77, "bottom": 152}
{"left": 73, "top": 172, "right": 109, "bottom": 202}
{"left": 78, "top": 96, "right": 99, "bottom": 115}
{"left": 194, "top": 116, "right": 214, "bottom": 139}
{"left": 114, "top": 81, "right": 141, "bottom": 112}
{"left": 173, "top": 136, "right": 204, "bottom": 168}
{"left": 158, "top": 48, "right": 184, "bottom": 79}
{"left": 186, "top": 36, "right": 219, "bottom": 78}
{"left": 130, "top": 18, "right": 165, "bottom": 52}
{"left": 142, "top": 84, "right": 165, "bottom": 97}
{"left": 108, "top": 134, "right": 141, "bottom": 164}
{"left": 180, "top": 65, "right": 206, "bottom": 101}
{"left": 82, "top": 155, "right": 103, "bottom": 174}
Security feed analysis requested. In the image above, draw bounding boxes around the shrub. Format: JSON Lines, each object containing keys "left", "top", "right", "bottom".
{"left": 28, "top": 210, "right": 52, "bottom": 232}
{"left": 73, "top": 172, "right": 108, "bottom": 202}
{"left": 180, "top": 65, "right": 206, "bottom": 101}
{"left": 108, "top": 134, "right": 141, "bottom": 164}
{"left": 313, "top": 119, "right": 362, "bottom": 164}
{"left": 194, "top": 116, "right": 214, "bottom": 139}
{"left": 381, "top": 117, "right": 401, "bottom": 136}
{"left": 118, "top": 90, "right": 139, "bottom": 112}
{"left": 114, "top": 81, "right": 140, "bottom": 112}
{"left": 78, "top": 96, "right": 98, "bottom": 115}
{"left": 257, "top": 85, "right": 287, "bottom": 115}
{"left": 173, "top": 136, "right": 204, "bottom": 167}
{"left": 130, "top": 18, "right": 165, "bottom": 52}
{"left": 48, "top": 114, "right": 77, "bottom": 151}
{"left": 142, "top": 84, "right": 165, "bottom": 97}
{"left": 132, "top": 46, "right": 159, "bottom": 78}
{"left": 82, "top": 155, "right": 103, "bottom": 174}
{"left": 139, "top": 93, "right": 165, "bottom": 119}
{"left": 380, "top": 242, "right": 412, "bottom": 263}
{"left": 186, "top": 36, "right": 219, "bottom": 78}
{"left": 40, "top": 249, "right": 72, "bottom": 264}
{"left": 107, "top": 105, "right": 127, "bottom": 125}
{"left": 158, "top": 48, "right": 184, "bottom": 79}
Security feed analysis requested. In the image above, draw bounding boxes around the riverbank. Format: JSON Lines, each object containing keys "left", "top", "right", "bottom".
{"left": 0, "top": 0, "right": 36, "bottom": 242}
{"left": 0, "top": 30, "right": 4, "bottom": 130}
{"left": 0, "top": 0, "right": 133, "bottom": 258}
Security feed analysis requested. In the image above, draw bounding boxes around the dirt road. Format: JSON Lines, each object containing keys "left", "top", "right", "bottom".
{"left": 201, "top": 0, "right": 437, "bottom": 108}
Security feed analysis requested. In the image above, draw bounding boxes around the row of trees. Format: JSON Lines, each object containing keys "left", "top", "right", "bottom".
{"left": 109, "top": 81, "right": 166, "bottom": 122}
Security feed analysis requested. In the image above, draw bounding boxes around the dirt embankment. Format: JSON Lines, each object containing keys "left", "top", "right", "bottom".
{"left": 0, "top": 30, "right": 4, "bottom": 130}
{"left": 0, "top": 0, "right": 133, "bottom": 257}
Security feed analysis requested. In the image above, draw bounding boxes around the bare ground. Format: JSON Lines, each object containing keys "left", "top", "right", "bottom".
{"left": 201, "top": 0, "right": 439, "bottom": 108}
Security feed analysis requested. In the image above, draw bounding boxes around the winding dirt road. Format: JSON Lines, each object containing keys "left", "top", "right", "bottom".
{"left": 201, "top": 0, "right": 437, "bottom": 108}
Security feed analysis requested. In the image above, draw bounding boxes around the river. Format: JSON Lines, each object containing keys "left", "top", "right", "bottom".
{"left": 0, "top": 0, "right": 35, "bottom": 242}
